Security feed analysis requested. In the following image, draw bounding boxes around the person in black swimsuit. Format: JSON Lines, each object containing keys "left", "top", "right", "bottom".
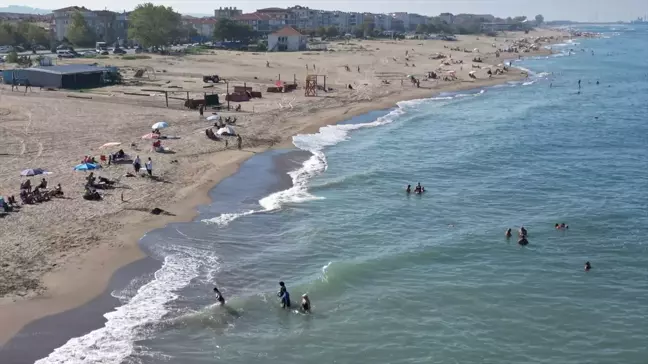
{"left": 213, "top": 287, "right": 225, "bottom": 305}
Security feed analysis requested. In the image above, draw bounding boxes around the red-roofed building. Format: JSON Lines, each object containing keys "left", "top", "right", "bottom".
{"left": 234, "top": 13, "right": 271, "bottom": 32}
{"left": 268, "top": 26, "right": 307, "bottom": 51}
{"left": 184, "top": 17, "right": 219, "bottom": 38}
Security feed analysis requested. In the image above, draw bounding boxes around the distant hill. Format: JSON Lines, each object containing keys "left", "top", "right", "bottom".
{"left": 0, "top": 5, "right": 52, "bottom": 15}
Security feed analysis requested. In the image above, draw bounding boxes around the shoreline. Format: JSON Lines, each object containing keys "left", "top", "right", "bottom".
{"left": 0, "top": 32, "right": 569, "bottom": 346}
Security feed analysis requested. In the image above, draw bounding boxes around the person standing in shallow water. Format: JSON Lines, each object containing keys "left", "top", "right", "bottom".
{"left": 585, "top": 262, "right": 591, "bottom": 271}
{"left": 278, "top": 281, "right": 291, "bottom": 308}
{"left": 505, "top": 228, "right": 512, "bottom": 238}
{"left": 213, "top": 287, "right": 225, "bottom": 305}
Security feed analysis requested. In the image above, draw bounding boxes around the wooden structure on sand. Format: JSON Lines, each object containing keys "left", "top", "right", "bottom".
{"left": 305, "top": 74, "right": 326, "bottom": 97}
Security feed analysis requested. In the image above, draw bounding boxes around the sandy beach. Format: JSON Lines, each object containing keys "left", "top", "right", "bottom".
{"left": 0, "top": 29, "right": 568, "bottom": 344}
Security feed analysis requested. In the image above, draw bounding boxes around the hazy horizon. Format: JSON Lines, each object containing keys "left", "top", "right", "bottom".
{"left": 4, "top": 0, "right": 648, "bottom": 22}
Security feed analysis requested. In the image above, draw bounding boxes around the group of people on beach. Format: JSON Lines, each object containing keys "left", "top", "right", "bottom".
{"left": 213, "top": 281, "right": 311, "bottom": 313}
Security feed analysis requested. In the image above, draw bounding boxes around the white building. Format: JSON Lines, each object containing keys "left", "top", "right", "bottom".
{"left": 268, "top": 26, "right": 307, "bottom": 51}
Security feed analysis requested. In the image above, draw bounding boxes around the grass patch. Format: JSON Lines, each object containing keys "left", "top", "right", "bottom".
{"left": 121, "top": 55, "right": 152, "bottom": 60}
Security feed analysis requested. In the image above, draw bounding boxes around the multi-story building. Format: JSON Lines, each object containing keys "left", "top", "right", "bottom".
{"left": 331, "top": 11, "right": 349, "bottom": 32}
{"left": 214, "top": 7, "right": 242, "bottom": 18}
{"left": 348, "top": 12, "right": 364, "bottom": 29}
{"left": 256, "top": 7, "right": 293, "bottom": 30}
{"left": 374, "top": 14, "right": 393, "bottom": 31}
{"left": 183, "top": 17, "right": 218, "bottom": 38}
{"left": 391, "top": 12, "right": 427, "bottom": 31}
{"left": 439, "top": 12, "right": 454, "bottom": 24}
{"left": 234, "top": 13, "right": 271, "bottom": 33}
{"left": 52, "top": 6, "right": 128, "bottom": 43}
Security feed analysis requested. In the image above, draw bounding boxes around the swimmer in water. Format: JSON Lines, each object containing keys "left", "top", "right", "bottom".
{"left": 505, "top": 228, "right": 512, "bottom": 238}
{"left": 518, "top": 236, "right": 529, "bottom": 246}
{"left": 213, "top": 287, "right": 225, "bottom": 305}
{"left": 406, "top": 184, "right": 411, "bottom": 193}
{"left": 555, "top": 223, "right": 560, "bottom": 229}
{"left": 278, "top": 281, "right": 291, "bottom": 309}
{"left": 585, "top": 261, "right": 591, "bottom": 271}
{"left": 300, "top": 294, "right": 311, "bottom": 313}
{"left": 519, "top": 226, "right": 528, "bottom": 237}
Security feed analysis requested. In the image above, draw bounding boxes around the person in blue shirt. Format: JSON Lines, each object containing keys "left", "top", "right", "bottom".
{"left": 277, "top": 281, "right": 291, "bottom": 308}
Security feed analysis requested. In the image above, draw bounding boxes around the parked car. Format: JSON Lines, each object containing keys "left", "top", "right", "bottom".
{"left": 112, "top": 48, "right": 126, "bottom": 55}
{"left": 134, "top": 46, "right": 143, "bottom": 54}
{"left": 57, "top": 51, "right": 76, "bottom": 58}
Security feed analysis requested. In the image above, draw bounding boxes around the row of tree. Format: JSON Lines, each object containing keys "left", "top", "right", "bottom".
{"left": 0, "top": 21, "right": 49, "bottom": 48}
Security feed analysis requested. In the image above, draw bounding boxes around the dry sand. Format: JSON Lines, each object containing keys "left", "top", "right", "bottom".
{"left": 0, "top": 29, "right": 568, "bottom": 344}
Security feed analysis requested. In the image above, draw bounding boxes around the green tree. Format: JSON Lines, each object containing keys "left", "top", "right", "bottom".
{"left": 325, "top": 26, "right": 339, "bottom": 38}
{"left": 535, "top": 14, "right": 544, "bottom": 25}
{"left": 213, "top": 18, "right": 254, "bottom": 42}
{"left": 67, "top": 10, "right": 96, "bottom": 46}
{"left": 362, "top": 21, "right": 375, "bottom": 38}
{"left": 128, "top": 3, "right": 181, "bottom": 48}
{"left": 352, "top": 27, "right": 363, "bottom": 38}
{"left": 316, "top": 26, "right": 326, "bottom": 37}
{"left": 415, "top": 24, "right": 428, "bottom": 34}
{"left": 26, "top": 24, "right": 49, "bottom": 47}
{"left": 0, "top": 23, "right": 15, "bottom": 45}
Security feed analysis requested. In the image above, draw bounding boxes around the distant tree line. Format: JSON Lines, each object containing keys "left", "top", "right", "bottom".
{"left": 0, "top": 21, "right": 49, "bottom": 48}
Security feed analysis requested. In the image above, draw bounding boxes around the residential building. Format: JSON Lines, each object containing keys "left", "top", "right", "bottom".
{"left": 214, "top": 7, "right": 242, "bottom": 18}
{"left": 256, "top": 7, "right": 293, "bottom": 30}
{"left": 348, "top": 12, "right": 364, "bottom": 29}
{"left": 289, "top": 5, "right": 316, "bottom": 30}
{"left": 374, "top": 14, "right": 393, "bottom": 31}
{"left": 391, "top": 12, "right": 427, "bottom": 31}
{"left": 184, "top": 17, "right": 218, "bottom": 38}
{"left": 234, "top": 13, "right": 271, "bottom": 33}
{"left": 268, "top": 26, "right": 307, "bottom": 51}
{"left": 453, "top": 13, "right": 495, "bottom": 25}
{"left": 331, "top": 11, "right": 349, "bottom": 32}
{"left": 52, "top": 6, "right": 128, "bottom": 43}
{"left": 439, "top": 12, "right": 454, "bottom": 24}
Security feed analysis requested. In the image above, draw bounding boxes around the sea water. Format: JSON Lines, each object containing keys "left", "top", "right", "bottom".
{"left": 37, "top": 24, "right": 648, "bottom": 364}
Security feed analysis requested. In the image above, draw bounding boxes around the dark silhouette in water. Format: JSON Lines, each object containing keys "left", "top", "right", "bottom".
{"left": 585, "top": 261, "right": 591, "bottom": 271}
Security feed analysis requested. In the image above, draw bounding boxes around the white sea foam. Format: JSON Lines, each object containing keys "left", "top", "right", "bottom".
{"left": 35, "top": 249, "right": 207, "bottom": 364}
{"left": 203, "top": 105, "right": 408, "bottom": 227}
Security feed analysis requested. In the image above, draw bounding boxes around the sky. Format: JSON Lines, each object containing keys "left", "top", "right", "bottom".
{"left": 13, "top": 0, "right": 648, "bottom": 22}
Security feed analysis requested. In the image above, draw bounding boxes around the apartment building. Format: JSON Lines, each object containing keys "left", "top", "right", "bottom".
{"left": 52, "top": 6, "right": 128, "bottom": 43}
{"left": 214, "top": 7, "right": 242, "bottom": 18}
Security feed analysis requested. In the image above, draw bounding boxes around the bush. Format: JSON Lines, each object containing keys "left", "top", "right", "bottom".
{"left": 5, "top": 50, "right": 19, "bottom": 63}
{"left": 121, "top": 55, "right": 151, "bottom": 60}
{"left": 83, "top": 53, "right": 98, "bottom": 58}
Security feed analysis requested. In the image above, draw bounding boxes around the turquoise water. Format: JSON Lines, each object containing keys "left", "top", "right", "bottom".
{"left": 37, "top": 25, "right": 648, "bottom": 364}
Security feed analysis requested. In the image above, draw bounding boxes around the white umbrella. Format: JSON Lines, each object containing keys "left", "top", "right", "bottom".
{"left": 206, "top": 115, "right": 219, "bottom": 121}
{"left": 469, "top": 71, "right": 476, "bottom": 75}
{"left": 216, "top": 126, "right": 235, "bottom": 135}
{"left": 151, "top": 121, "right": 169, "bottom": 129}
{"left": 99, "top": 142, "right": 121, "bottom": 149}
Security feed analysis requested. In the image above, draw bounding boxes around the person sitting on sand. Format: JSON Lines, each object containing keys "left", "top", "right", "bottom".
{"left": 505, "top": 228, "right": 512, "bottom": 238}
{"left": 278, "top": 281, "right": 291, "bottom": 309}
{"left": 213, "top": 287, "right": 225, "bottom": 305}
{"left": 153, "top": 128, "right": 161, "bottom": 135}
{"left": 52, "top": 183, "right": 64, "bottom": 197}
{"left": 38, "top": 178, "right": 47, "bottom": 190}
{"left": 300, "top": 294, "right": 311, "bottom": 313}
{"left": 20, "top": 179, "right": 32, "bottom": 193}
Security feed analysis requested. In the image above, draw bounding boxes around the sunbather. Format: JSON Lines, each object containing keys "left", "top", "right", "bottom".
{"left": 38, "top": 178, "right": 47, "bottom": 189}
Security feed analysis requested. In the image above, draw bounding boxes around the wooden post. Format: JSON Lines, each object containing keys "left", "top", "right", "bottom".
{"left": 293, "top": 74, "right": 296, "bottom": 85}
{"left": 226, "top": 81, "right": 230, "bottom": 110}
{"left": 323, "top": 75, "right": 326, "bottom": 89}
{"left": 278, "top": 74, "right": 281, "bottom": 81}
{"left": 165, "top": 91, "right": 168, "bottom": 107}
{"left": 186, "top": 91, "right": 189, "bottom": 101}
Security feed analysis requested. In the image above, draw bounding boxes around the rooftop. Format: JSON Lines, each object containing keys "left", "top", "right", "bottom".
{"left": 27, "top": 65, "right": 110, "bottom": 75}
{"left": 271, "top": 26, "right": 303, "bottom": 36}
{"left": 52, "top": 6, "right": 89, "bottom": 12}
{"left": 235, "top": 13, "right": 271, "bottom": 21}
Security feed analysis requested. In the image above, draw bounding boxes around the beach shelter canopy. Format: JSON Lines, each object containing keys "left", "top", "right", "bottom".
{"left": 141, "top": 133, "right": 160, "bottom": 140}
{"left": 74, "top": 163, "right": 101, "bottom": 171}
{"left": 216, "top": 126, "right": 235, "bottom": 135}
{"left": 152, "top": 121, "right": 169, "bottom": 130}
{"left": 206, "top": 115, "right": 219, "bottom": 121}
{"left": 99, "top": 142, "right": 121, "bottom": 149}
{"left": 20, "top": 168, "right": 48, "bottom": 176}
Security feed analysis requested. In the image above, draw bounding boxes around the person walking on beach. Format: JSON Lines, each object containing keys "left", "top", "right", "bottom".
{"left": 133, "top": 155, "right": 141, "bottom": 174}
{"left": 237, "top": 134, "right": 242, "bottom": 150}
{"left": 578, "top": 79, "right": 581, "bottom": 89}
{"left": 145, "top": 157, "right": 153, "bottom": 177}
{"left": 278, "top": 281, "right": 291, "bottom": 308}
{"left": 199, "top": 104, "right": 204, "bottom": 117}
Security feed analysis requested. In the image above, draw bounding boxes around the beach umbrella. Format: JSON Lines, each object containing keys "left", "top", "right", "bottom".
{"left": 206, "top": 115, "right": 219, "bottom": 121}
{"left": 20, "top": 168, "right": 48, "bottom": 176}
{"left": 151, "top": 121, "right": 169, "bottom": 130}
{"left": 74, "top": 163, "right": 101, "bottom": 171}
{"left": 469, "top": 71, "right": 476, "bottom": 75}
{"left": 141, "top": 133, "right": 160, "bottom": 140}
{"left": 99, "top": 142, "right": 121, "bottom": 149}
{"left": 216, "top": 125, "right": 235, "bottom": 135}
